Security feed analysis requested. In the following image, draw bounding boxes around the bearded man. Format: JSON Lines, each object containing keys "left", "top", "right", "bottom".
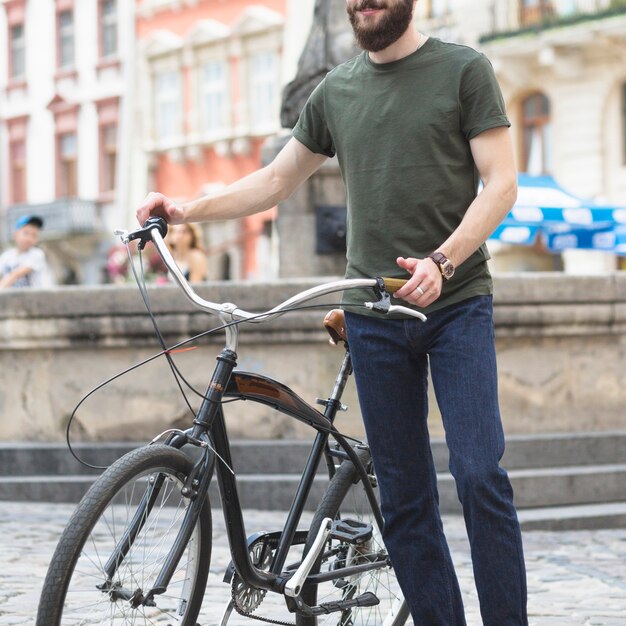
{"left": 138, "top": 2, "right": 528, "bottom": 624}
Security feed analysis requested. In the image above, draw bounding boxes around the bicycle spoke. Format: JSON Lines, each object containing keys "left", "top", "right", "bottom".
{"left": 39, "top": 448, "right": 209, "bottom": 626}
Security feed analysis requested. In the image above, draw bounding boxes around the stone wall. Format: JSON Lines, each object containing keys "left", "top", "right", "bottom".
{"left": 1, "top": 274, "right": 625, "bottom": 443}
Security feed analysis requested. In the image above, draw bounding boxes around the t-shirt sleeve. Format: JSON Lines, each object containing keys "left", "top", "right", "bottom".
{"left": 460, "top": 54, "right": 510, "bottom": 140}
{"left": 292, "top": 79, "right": 336, "bottom": 158}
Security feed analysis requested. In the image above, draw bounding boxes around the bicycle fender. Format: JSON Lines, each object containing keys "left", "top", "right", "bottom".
{"left": 224, "top": 372, "right": 331, "bottom": 432}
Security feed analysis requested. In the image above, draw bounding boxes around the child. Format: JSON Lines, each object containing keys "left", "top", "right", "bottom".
{"left": 0, "top": 215, "right": 50, "bottom": 288}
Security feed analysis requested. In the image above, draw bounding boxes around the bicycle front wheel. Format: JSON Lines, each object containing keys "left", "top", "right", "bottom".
{"left": 297, "top": 448, "right": 410, "bottom": 626}
{"left": 37, "top": 444, "right": 212, "bottom": 626}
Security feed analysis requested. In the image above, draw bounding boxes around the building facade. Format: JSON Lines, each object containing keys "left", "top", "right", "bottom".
{"left": 0, "top": 0, "right": 134, "bottom": 283}
{"left": 133, "top": 0, "right": 288, "bottom": 281}
{"left": 0, "top": 0, "right": 293, "bottom": 284}
{"left": 418, "top": 0, "right": 626, "bottom": 272}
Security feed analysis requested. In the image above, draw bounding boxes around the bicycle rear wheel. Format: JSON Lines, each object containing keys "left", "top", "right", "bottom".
{"left": 297, "top": 448, "right": 410, "bottom": 626}
{"left": 37, "top": 444, "right": 212, "bottom": 626}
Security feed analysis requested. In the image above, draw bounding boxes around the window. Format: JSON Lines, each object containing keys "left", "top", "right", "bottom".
{"left": 9, "top": 23, "right": 25, "bottom": 79}
{"left": 154, "top": 71, "right": 182, "bottom": 141}
{"left": 249, "top": 51, "right": 278, "bottom": 129}
{"left": 58, "top": 9, "right": 75, "bottom": 68}
{"left": 521, "top": 93, "right": 552, "bottom": 174}
{"left": 100, "top": 0, "right": 117, "bottom": 59}
{"left": 10, "top": 140, "right": 26, "bottom": 204}
{"left": 7, "top": 117, "right": 28, "bottom": 203}
{"left": 58, "top": 132, "right": 77, "bottom": 197}
{"left": 520, "top": 1, "right": 555, "bottom": 27}
{"left": 557, "top": 0, "right": 577, "bottom": 17}
{"left": 429, "top": 0, "right": 448, "bottom": 18}
{"left": 100, "top": 124, "right": 117, "bottom": 192}
{"left": 200, "top": 60, "right": 228, "bottom": 134}
{"left": 97, "top": 98, "right": 119, "bottom": 193}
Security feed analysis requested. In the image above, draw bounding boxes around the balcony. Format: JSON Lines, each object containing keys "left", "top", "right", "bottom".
{"left": 4, "top": 199, "right": 103, "bottom": 243}
{"left": 481, "top": 0, "right": 626, "bottom": 43}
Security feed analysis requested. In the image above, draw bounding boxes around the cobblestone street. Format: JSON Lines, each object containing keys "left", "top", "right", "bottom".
{"left": 1, "top": 502, "right": 625, "bottom": 625}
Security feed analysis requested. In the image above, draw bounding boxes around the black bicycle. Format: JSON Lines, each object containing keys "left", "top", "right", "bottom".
{"left": 36, "top": 218, "right": 425, "bottom": 626}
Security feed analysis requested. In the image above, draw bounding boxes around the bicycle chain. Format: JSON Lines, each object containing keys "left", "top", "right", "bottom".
{"left": 231, "top": 577, "right": 295, "bottom": 626}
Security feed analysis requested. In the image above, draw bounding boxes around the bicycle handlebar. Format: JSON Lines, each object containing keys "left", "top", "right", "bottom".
{"left": 116, "top": 218, "right": 427, "bottom": 325}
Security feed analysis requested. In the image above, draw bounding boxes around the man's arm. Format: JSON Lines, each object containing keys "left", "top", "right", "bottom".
{"left": 394, "top": 126, "right": 517, "bottom": 306}
{"left": 0, "top": 265, "right": 33, "bottom": 288}
{"left": 136, "top": 138, "right": 328, "bottom": 225}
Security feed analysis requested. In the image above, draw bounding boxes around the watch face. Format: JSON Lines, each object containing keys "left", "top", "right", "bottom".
{"left": 428, "top": 253, "right": 455, "bottom": 279}
{"left": 442, "top": 261, "right": 455, "bottom": 279}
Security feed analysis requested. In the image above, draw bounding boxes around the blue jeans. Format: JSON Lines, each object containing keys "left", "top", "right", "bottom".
{"left": 345, "top": 296, "right": 527, "bottom": 626}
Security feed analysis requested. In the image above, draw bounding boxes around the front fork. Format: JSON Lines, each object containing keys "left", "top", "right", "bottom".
{"left": 103, "top": 348, "right": 236, "bottom": 604}
{"left": 146, "top": 347, "right": 239, "bottom": 601}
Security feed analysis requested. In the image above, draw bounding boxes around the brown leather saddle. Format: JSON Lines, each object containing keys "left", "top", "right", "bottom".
{"left": 323, "top": 309, "right": 348, "bottom": 346}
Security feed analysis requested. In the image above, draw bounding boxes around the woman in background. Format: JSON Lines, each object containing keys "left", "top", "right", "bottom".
{"left": 168, "top": 222, "right": 207, "bottom": 282}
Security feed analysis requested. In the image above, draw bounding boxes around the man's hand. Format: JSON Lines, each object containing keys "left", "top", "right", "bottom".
{"left": 136, "top": 192, "right": 184, "bottom": 226}
{"left": 392, "top": 256, "right": 443, "bottom": 308}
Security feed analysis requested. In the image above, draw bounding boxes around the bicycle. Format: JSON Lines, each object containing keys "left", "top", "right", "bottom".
{"left": 36, "top": 217, "right": 426, "bottom": 626}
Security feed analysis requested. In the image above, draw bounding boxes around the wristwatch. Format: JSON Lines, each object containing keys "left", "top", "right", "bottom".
{"left": 427, "top": 252, "right": 455, "bottom": 280}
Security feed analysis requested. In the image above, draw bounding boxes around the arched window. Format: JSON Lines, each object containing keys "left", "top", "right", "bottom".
{"left": 521, "top": 93, "right": 552, "bottom": 174}
{"left": 520, "top": 1, "right": 555, "bottom": 27}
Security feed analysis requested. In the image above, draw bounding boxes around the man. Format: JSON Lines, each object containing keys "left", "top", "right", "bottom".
{"left": 0, "top": 215, "right": 50, "bottom": 288}
{"left": 137, "top": 1, "right": 527, "bottom": 623}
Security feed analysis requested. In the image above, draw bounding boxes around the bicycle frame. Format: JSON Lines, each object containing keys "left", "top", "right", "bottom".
{"left": 106, "top": 340, "right": 382, "bottom": 608}
{"left": 103, "top": 218, "right": 423, "bottom": 611}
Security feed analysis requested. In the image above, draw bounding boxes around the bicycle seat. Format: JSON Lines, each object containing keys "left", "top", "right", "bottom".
{"left": 324, "top": 309, "right": 347, "bottom": 346}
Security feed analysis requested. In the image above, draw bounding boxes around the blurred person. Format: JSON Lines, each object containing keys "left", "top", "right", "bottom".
{"left": 167, "top": 222, "right": 207, "bottom": 282}
{"left": 0, "top": 215, "right": 51, "bottom": 288}
{"left": 106, "top": 240, "right": 169, "bottom": 284}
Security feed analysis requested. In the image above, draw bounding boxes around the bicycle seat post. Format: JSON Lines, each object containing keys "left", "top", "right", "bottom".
{"left": 219, "top": 303, "right": 240, "bottom": 353}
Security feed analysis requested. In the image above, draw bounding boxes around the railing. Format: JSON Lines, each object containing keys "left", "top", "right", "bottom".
{"left": 4, "top": 199, "right": 103, "bottom": 242}
{"left": 481, "top": 0, "right": 626, "bottom": 42}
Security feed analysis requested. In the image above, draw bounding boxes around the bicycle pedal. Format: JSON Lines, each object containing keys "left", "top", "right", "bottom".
{"left": 329, "top": 519, "right": 373, "bottom": 545}
{"left": 294, "top": 591, "right": 380, "bottom": 616}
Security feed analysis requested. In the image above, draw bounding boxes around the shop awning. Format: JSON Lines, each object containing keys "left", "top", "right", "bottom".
{"left": 489, "top": 174, "right": 626, "bottom": 253}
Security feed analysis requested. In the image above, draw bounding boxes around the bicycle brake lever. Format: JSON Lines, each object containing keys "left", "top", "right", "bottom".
{"left": 387, "top": 305, "right": 427, "bottom": 321}
{"left": 364, "top": 277, "right": 392, "bottom": 314}
{"left": 119, "top": 218, "right": 169, "bottom": 250}
{"left": 363, "top": 277, "right": 427, "bottom": 321}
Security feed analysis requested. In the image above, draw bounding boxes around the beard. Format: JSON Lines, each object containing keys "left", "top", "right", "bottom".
{"left": 347, "top": 1, "right": 415, "bottom": 53}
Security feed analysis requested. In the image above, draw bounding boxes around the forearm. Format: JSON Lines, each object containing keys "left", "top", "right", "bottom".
{"left": 0, "top": 266, "right": 32, "bottom": 288}
{"left": 181, "top": 138, "right": 326, "bottom": 223}
{"left": 181, "top": 164, "right": 287, "bottom": 222}
{"left": 137, "top": 138, "right": 327, "bottom": 226}
{"left": 393, "top": 127, "right": 516, "bottom": 308}
{"left": 438, "top": 178, "right": 517, "bottom": 267}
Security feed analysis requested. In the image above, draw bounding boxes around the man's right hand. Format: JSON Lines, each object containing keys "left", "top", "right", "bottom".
{"left": 136, "top": 192, "right": 184, "bottom": 226}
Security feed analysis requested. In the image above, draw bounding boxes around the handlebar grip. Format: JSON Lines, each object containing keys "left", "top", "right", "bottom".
{"left": 381, "top": 277, "right": 408, "bottom": 293}
{"left": 143, "top": 216, "right": 169, "bottom": 239}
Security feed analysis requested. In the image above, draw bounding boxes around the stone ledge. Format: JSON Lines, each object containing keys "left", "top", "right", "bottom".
{"left": 2, "top": 274, "right": 626, "bottom": 318}
{"left": 2, "top": 275, "right": 626, "bottom": 441}
{"left": 1, "top": 275, "right": 625, "bottom": 349}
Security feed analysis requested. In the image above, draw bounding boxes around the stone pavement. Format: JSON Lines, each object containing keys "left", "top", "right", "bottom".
{"left": 0, "top": 502, "right": 625, "bottom": 625}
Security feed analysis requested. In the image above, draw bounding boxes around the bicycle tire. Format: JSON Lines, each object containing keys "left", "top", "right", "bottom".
{"left": 37, "top": 444, "right": 212, "bottom": 626}
{"left": 296, "top": 448, "right": 411, "bottom": 626}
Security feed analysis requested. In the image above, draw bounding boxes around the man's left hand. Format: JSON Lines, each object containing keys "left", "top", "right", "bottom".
{"left": 392, "top": 256, "right": 443, "bottom": 307}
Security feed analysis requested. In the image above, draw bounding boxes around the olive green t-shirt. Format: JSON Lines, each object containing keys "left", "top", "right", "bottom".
{"left": 292, "top": 37, "right": 510, "bottom": 316}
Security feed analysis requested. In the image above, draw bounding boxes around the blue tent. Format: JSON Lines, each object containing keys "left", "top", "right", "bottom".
{"left": 489, "top": 174, "right": 626, "bottom": 254}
